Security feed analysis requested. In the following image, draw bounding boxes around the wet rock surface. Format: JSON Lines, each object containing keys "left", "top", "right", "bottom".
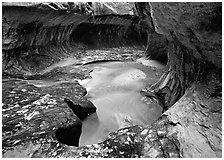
{"left": 2, "top": 2, "right": 147, "bottom": 76}
{"left": 64, "top": 98, "right": 96, "bottom": 121}
{"left": 2, "top": 48, "right": 149, "bottom": 157}
{"left": 2, "top": 75, "right": 86, "bottom": 157}
{"left": 53, "top": 72, "right": 221, "bottom": 158}
{"left": 78, "top": 61, "right": 164, "bottom": 146}
{"left": 2, "top": 2, "right": 222, "bottom": 158}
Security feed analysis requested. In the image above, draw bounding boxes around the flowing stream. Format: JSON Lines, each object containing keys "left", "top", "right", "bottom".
{"left": 78, "top": 61, "right": 164, "bottom": 146}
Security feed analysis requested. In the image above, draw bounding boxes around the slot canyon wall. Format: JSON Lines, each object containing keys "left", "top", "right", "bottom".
{"left": 2, "top": 2, "right": 222, "bottom": 158}
{"left": 3, "top": 2, "right": 147, "bottom": 76}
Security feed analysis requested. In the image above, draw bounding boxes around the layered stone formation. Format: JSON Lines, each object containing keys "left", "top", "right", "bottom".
{"left": 2, "top": 2, "right": 222, "bottom": 158}
{"left": 2, "top": 2, "right": 147, "bottom": 75}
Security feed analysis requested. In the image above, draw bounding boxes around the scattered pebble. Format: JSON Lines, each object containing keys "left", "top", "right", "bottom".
{"left": 10, "top": 91, "right": 16, "bottom": 94}
{"left": 141, "top": 129, "right": 148, "bottom": 135}
{"left": 24, "top": 111, "right": 40, "bottom": 121}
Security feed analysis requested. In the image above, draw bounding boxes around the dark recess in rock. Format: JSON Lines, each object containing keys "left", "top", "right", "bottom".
{"left": 71, "top": 19, "right": 147, "bottom": 49}
{"left": 2, "top": 2, "right": 222, "bottom": 158}
{"left": 55, "top": 97, "right": 96, "bottom": 147}
{"left": 64, "top": 98, "right": 96, "bottom": 121}
{"left": 55, "top": 122, "right": 82, "bottom": 147}
{"left": 2, "top": 4, "right": 147, "bottom": 75}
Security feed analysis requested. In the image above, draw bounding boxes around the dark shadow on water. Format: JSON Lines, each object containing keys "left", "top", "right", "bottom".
{"left": 83, "top": 59, "right": 121, "bottom": 65}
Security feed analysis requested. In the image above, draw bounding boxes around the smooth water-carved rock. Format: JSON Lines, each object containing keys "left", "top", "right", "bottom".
{"left": 2, "top": 2, "right": 147, "bottom": 76}
{"left": 64, "top": 98, "right": 96, "bottom": 121}
{"left": 134, "top": 2, "right": 222, "bottom": 158}
{"left": 2, "top": 2, "right": 222, "bottom": 158}
{"left": 136, "top": 2, "right": 221, "bottom": 109}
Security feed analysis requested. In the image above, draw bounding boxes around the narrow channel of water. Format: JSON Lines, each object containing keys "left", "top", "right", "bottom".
{"left": 78, "top": 61, "right": 164, "bottom": 146}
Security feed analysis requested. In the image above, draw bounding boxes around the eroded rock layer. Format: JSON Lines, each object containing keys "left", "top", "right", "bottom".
{"left": 3, "top": 2, "right": 147, "bottom": 75}
{"left": 2, "top": 2, "right": 222, "bottom": 158}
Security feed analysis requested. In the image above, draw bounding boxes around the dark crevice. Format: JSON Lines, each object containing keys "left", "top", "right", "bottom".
{"left": 55, "top": 98, "right": 96, "bottom": 146}
{"left": 71, "top": 22, "right": 147, "bottom": 49}
{"left": 167, "top": 121, "right": 181, "bottom": 127}
{"left": 2, "top": 2, "right": 222, "bottom": 157}
{"left": 55, "top": 122, "right": 82, "bottom": 147}
{"left": 167, "top": 137, "right": 181, "bottom": 158}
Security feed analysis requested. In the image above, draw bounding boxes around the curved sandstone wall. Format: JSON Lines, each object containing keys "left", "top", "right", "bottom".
{"left": 2, "top": 2, "right": 222, "bottom": 158}
{"left": 2, "top": 2, "right": 147, "bottom": 75}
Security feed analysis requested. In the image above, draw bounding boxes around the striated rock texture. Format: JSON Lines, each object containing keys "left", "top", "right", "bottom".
{"left": 134, "top": 2, "right": 222, "bottom": 157}
{"left": 136, "top": 2, "right": 221, "bottom": 108}
{"left": 2, "top": 2, "right": 222, "bottom": 158}
{"left": 2, "top": 2, "right": 147, "bottom": 76}
{"left": 56, "top": 73, "right": 221, "bottom": 158}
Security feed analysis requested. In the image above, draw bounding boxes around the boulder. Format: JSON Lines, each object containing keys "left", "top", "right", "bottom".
{"left": 64, "top": 98, "right": 96, "bottom": 121}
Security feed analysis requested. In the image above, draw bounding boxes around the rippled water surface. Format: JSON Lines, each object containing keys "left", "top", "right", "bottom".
{"left": 79, "top": 61, "right": 164, "bottom": 146}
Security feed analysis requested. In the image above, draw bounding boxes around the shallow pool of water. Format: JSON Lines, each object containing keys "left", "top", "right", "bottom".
{"left": 79, "top": 61, "right": 164, "bottom": 146}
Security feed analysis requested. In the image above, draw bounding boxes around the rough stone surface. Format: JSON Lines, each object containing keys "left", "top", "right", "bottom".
{"left": 2, "top": 2, "right": 222, "bottom": 158}
{"left": 2, "top": 48, "right": 147, "bottom": 157}
{"left": 2, "top": 68, "right": 87, "bottom": 157}
{"left": 137, "top": 2, "right": 221, "bottom": 108}
{"left": 53, "top": 72, "right": 221, "bottom": 158}
{"left": 150, "top": 2, "right": 222, "bottom": 68}
{"left": 2, "top": 2, "right": 147, "bottom": 76}
{"left": 136, "top": 2, "right": 222, "bottom": 158}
